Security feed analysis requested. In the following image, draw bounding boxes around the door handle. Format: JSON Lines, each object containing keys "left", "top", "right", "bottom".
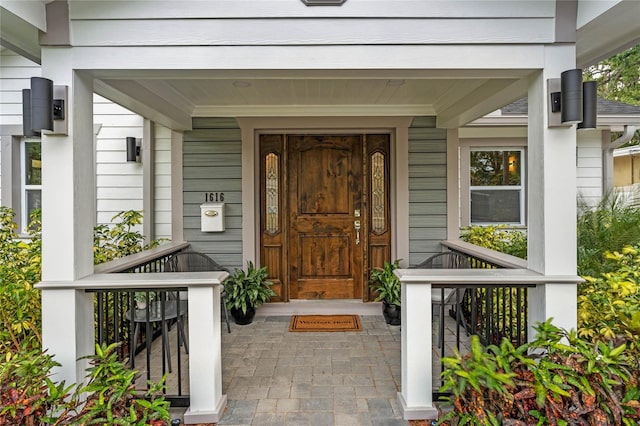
{"left": 354, "top": 220, "right": 361, "bottom": 245}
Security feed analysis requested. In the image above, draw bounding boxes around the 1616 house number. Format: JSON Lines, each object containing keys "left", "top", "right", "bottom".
{"left": 205, "top": 192, "right": 224, "bottom": 202}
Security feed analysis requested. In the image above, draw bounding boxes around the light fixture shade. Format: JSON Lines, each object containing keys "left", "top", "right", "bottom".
{"left": 560, "top": 69, "right": 583, "bottom": 124}
{"left": 30, "top": 77, "right": 54, "bottom": 131}
{"left": 22, "top": 89, "right": 39, "bottom": 137}
{"left": 578, "top": 81, "right": 597, "bottom": 130}
{"left": 126, "top": 137, "right": 138, "bottom": 162}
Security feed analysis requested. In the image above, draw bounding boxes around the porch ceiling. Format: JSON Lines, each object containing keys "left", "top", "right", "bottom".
{"left": 93, "top": 69, "right": 534, "bottom": 131}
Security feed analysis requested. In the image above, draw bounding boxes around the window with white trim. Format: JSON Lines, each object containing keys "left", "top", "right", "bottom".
{"left": 469, "top": 149, "right": 524, "bottom": 225}
{"left": 21, "top": 139, "right": 41, "bottom": 228}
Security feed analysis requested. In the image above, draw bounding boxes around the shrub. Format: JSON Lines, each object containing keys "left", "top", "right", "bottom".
{"left": 93, "top": 210, "right": 163, "bottom": 265}
{"left": 0, "top": 342, "right": 170, "bottom": 425}
{"left": 438, "top": 320, "right": 640, "bottom": 425}
{"left": 577, "top": 191, "right": 640, "bottom": 277}
{"left": 578, "top": 246, "right": 640, "bottom": 361}
{"left": 460, "top": 225, "right": 527, "bottom": 259}
{"left": 0, "top": 207, "right": 42, "bottom": 353}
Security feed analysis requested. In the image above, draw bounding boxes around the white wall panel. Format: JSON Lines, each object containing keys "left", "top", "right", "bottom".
{"left": 576, "top": 132, "right": 604, "bottom": 207}
{"left": 0, "top": 50, "right": 40, "bottom": 127}
{"left": 93, "top": 94, "right": 144, "bottom": 226}
{"left": 69, "top": 1, "right": 555, "bottom": 20}
{"left": 153, "top": 123, "right": 172, "bottom": 240}
{"left": 71, "top": 18, "right": 554, "bottom": 47}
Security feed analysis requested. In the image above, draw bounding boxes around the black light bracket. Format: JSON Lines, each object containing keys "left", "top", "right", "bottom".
{"left": 547, "top": 78, "right": 569, "bottom": 128}
{"left": 49, "top": 85, "right": 68, "bottom": 135}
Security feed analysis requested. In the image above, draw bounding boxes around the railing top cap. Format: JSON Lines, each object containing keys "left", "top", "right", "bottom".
{"left": 395, "top": 268, "right": 583, "bottom": 285}
{"left": 36, "top": 271, "right": 229, "bottom": 290}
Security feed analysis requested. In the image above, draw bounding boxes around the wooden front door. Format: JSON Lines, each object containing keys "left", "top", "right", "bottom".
{"left": 288, "top": 135, "right": 363, "bottom": 299}
{"left": 259, "top": 133, "right": 391, "bottom": 301}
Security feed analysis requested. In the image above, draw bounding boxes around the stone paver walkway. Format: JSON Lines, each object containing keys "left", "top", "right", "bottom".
{"left": 161, "top": 302, "right": 471, "bottom": 425}
{"left": 218, "top": 315, "right": 405, "bottom": 426}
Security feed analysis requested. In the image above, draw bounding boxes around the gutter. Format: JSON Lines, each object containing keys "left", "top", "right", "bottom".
{"left": 609, "top": 125, "right": 637, "bottom": 150}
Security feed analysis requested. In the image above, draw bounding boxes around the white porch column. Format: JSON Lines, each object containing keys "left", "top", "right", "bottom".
{"left": 40, "top": 48, "right": 96, "bottom": 387}
{"left": 527, "top": 44, "right": 579, "bottom": 336}
{"left": 183, "top": 285, "right": 226, "bottom": 424}
{"left": 397, "top": 278, "right": 438, "bottom": 420}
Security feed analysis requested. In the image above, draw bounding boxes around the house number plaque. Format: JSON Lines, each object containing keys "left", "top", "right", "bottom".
{"left": 205, "top": 192, "right": 224, "bottom": 202}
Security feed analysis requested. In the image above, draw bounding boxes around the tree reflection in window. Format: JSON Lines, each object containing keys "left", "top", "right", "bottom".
{"left": 470, "top": 151, "right": 521, "bottom": 186}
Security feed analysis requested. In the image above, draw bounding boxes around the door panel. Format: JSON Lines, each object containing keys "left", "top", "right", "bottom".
{"left": 259, "top": 133, "right": 391, "bottom": 301}
{"left": 288, "top": 135, "right": 363, "bottom": 300}
{"left": 366, "top": 134, "right": 392, "bottom": 301}
{"left": 259, "top": 135, "right": 286, "bottom": 301}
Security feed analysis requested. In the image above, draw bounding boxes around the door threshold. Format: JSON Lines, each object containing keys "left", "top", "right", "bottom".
{"left": 256, "top": 300, "right": 382, "bottom": 317}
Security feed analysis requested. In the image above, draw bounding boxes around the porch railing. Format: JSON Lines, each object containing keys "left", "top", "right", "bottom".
{"left": 92, "top": 241, "right": 191, "bottom": 403}
{"left": 37, "top": 270, "right": 229, "bottom": 424}
{"left": 442, "top": 239, "right": 529, "bottom": 347}
{"left": 395, "top": 267, "right": 582, "bottom": 420}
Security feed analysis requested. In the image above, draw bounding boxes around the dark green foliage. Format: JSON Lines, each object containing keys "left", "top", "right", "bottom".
{"left": 369, "top": 259, "right": 401, "bottom": 306}
{"left": 224, "top": 261, "right": 275, "bottom": 315}
{"left": 0, "top": 339, "right": 73, "bottom": 425}
{"left": 577, "top": 191, "right": 640, "bottom": 277}
{"left": 585, "top": 45, "right": 640, "bottom": 106}
{"left": 0, "top": 342, "right": 170, "bottom": 425}
{"left": 66, "top": 343, "right": 170, "bottom": 425}
{"left": 585, "top": 45, "right": 640, "bottom": 146}
{"left": 438, "top": 320, "right": 640, "bottom": 425}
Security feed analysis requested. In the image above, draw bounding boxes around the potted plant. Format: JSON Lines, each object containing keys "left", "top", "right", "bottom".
{"left": 369, "top": 259, "right": 401, "bottom": 325}
{"left": 224, "top": 261, "right": 275, "bottom": 325}
{"left": 134, "top": 291, "right": 155, "bottom": 310}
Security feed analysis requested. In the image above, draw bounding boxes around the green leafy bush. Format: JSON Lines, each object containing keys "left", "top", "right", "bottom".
{"left": 577, "top": 191, "right": 640, "bottom": 277}
{"left": 0, "top": 342, "right": 170, "bottom": 425}
{"left": 578, "top": 246, "right": 640, "bottom": 358}
{"left": 0, "top": 207, "right": 42, "bottom": 353}
{"left": 1, "top": 207, "right": 170, "bottom": 423}
{"left": 460, "top": 225, "right": 527, "bottom": 259}
{"left": 93, "top": 210, "right": 163, "bottom": 265}
{"left": 439, "top": 320, "right": 640, "bottom": 425}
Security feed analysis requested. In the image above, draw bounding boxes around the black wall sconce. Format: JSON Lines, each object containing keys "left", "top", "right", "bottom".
{"left": 126, "top": 137, "right": 141, "bottom": 163}
{"left": 22, "top": 77, "right": 68, "bottom": 136}
{"left": 548, "top": 69, "right": 597, "bottom": 129}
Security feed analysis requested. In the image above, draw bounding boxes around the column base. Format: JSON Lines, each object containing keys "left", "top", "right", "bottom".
{"left": 398, "top": 392, "right": 439, "bottom": 420}
{"left": 183, "top": 394, "right": 227, "bottom": 424}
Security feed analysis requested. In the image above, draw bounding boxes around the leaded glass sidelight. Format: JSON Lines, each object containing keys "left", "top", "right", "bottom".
{"left": 371, "top": 152, "right": 386, "bottom": 234}
{"left": 265, "top": 153, "right": 279, "bottom": 234}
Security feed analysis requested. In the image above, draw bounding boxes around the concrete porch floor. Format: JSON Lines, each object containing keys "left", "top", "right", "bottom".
{"left": 146, "top": 301, "right": 471, "bottom": 425}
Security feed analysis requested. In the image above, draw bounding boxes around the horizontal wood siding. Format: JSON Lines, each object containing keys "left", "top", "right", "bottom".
{"left": 154, "top": 124, "right": 172, "bottom": 239}
{"left": 183, "top": 118, "right": 242, "bottom": 269}
{"left": 67, "top": 2, "right": 555, "bottom": 47}
{"left": 408, "top": 117, "right": 447, "bottom": 266}
{"left": 576, "top": 133, "right": 603, "bottom": 207}
{"left": 0, "top": 50, "right": 40, "bottom": 127}
{"left": 94, "top": 94, "right": 144, "bottom": 226}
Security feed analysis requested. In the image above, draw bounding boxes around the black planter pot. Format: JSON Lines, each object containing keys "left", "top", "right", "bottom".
{"left": 230, "top": 306, "right": 256, "bottom": 325}
{"left": 382, "top": 301, "right": 401, "bottom": 326}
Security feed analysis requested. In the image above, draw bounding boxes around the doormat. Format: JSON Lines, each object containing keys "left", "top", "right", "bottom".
{"left": 289, "top": 314, "right": 362, "bottom": 332}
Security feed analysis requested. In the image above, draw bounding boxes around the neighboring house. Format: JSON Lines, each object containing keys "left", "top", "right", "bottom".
{"left": 1, "top": 0, "right": 639, "bottom": 422}
{"left": 614, "top": 143, "right": 640, "bottom": 205}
